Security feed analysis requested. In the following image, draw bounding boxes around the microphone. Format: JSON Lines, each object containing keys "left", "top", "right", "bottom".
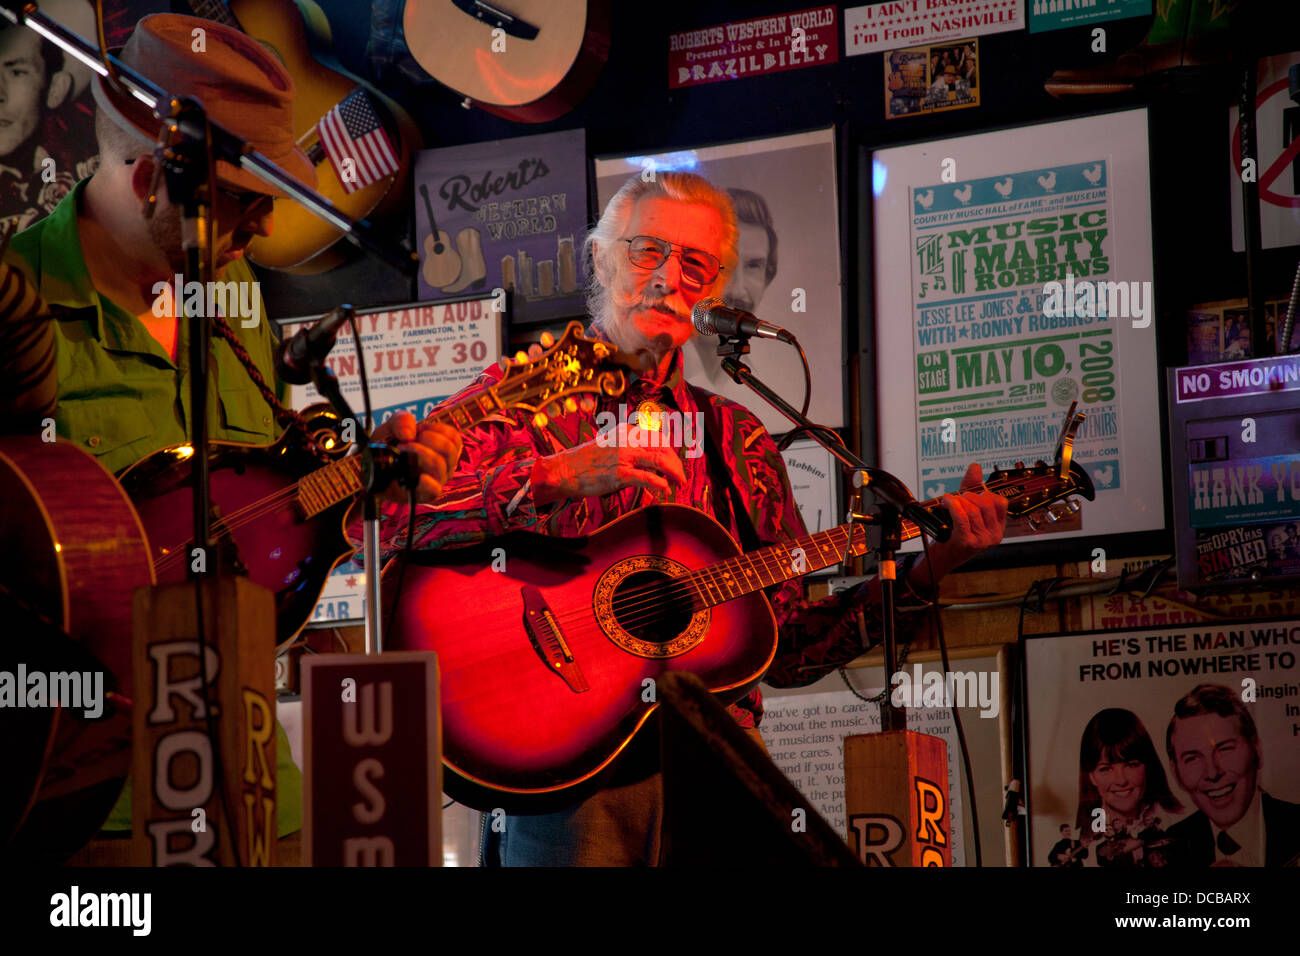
{"left": 275, "top": 304, "right": 355, "bottom": 385}
{"left": 691, "top": 297, "right": 795, "bottom": 344}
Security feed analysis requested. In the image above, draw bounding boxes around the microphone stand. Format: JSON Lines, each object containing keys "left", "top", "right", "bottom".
{"left": 713, "top": 332, "right": 951, "bottom": 731}
{"left": 305, "top": 359, "right": 416, "bottom": 655}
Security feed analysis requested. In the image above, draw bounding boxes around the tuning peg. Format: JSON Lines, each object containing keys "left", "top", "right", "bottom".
{"left": 1045, "top": 509, "right": 1060, "bottom": 523}
{"left": 1027, "top": 516, "right": 1040, "bottom": 531}
{"left": 564, "top": 396, "right": 578, "bottom": 413}
{"left": 1013, "top": 461, "right": 1024, "bottom": 469}
{"left": 546, "top": 402, "right": 560, "bottom": 417}
{"left": 514, "top": 350, "right": 529, "bottom": 364}
{"left": 540, "top": 331, "right": 555, "bottom": 348}
{"left": 1034, "top": 459, "right": 1046, "bottom": 468}
{"left": 533, "top": 411, "right": 548, "bottom": 428}
{"left": 1066, "top": 499, "right": 1081, "bottom": 513}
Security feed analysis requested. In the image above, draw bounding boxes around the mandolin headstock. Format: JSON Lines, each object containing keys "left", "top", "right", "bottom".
{"left": 493, "top": 321, "right": 641, "bottom": 422}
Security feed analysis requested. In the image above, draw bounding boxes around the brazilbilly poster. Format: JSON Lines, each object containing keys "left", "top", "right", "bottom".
{"left": 413, "top": 129, "right": 588, "bottom": 325}
{"left": 874, "top": 110, "right": 1162, "bottom": 546}
{"left": 1025, "top": 621, "right": 1300, "bottom": 867}
{"left": 278, "top": 294, "right": 503, "bottom": 624}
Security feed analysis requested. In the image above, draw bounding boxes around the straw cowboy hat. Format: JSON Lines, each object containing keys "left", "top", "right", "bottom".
{"left": 91, "top": 13, "right": 315, "bottom": 195}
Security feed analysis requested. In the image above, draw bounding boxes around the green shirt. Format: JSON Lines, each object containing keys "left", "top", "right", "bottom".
{"left": 8, "top": 178, "right": 302, "bottom": 838}
{"left": 7, "top": 178, "right": 285, "bottom": 475}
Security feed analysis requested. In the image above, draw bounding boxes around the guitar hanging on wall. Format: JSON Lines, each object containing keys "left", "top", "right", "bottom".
{"left": 185, "top": 0, "right": 421, "bottom": 272}
{"left": 402, "top": 0, "right": 611, "bottom": 122}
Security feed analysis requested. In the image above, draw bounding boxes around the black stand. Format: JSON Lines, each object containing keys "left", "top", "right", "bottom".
{"left": 306, "top": 362, "right": 416, "bottom": 654}
{"left": 714, "top": 332, "right": 952, "bottom": 731}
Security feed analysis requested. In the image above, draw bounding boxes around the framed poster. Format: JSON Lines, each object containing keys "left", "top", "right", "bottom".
{"left": 276, "top": 291, "right": 504, "bottom": 624}
{"left": 783, "top": 437, "right": 842, "bottom": 575}
{"left": 594, "top": 127, "right": 844, "bottom": 434}
{"left": 873, "top": 109, "right": 1163, "bottom": 551}
{"left": 759, "top": 645, "right": 1015, "bottom": 866}
{"left": 413, "top": 128, "right": 589, "bottom": 325}
{"left": 1024, "top": 620, "right": 1300, "bottom": 868}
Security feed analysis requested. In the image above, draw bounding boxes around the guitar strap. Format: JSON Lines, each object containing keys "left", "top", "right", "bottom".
{"left": 688, "top": 383, "right": 762, "bottom": 553}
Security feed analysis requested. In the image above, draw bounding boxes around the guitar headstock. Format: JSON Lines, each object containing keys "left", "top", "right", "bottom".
{"left": 493, "top": 321, "right": 639, "bottom": 419}
{"left": 985, "top": 404, "right": 1096, "bottom": 530}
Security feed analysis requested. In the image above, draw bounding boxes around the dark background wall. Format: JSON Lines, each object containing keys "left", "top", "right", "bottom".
{"left": 263, "top": 0, "right": 1300, "bottom": 370}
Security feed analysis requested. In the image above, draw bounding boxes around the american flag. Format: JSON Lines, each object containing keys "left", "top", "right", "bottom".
{"left": 317, "top": 88, "right": 398, "bottom": 194}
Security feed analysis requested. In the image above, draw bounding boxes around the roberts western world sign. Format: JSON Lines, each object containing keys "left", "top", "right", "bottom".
{"left": 845, "top": 0, "right": 1022, "bottom": 57}
{"left": 668, "top": 6, "right": 838, "bottom": 89}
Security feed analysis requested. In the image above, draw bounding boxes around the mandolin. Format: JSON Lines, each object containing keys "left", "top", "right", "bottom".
{"left": 402, "top": 0, "right": 611, "bottom": 122}
{"left": 185, "top": 0, "right": 421, "bottom": 271}
{"left": 121, "top": 322, "right": 638, "bottom": 648}
{"left": 382, "top": 412, "right": 1096, "bottom": 811}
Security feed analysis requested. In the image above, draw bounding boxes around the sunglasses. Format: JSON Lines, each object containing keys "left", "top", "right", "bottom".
{"left": 215, "top": 185, "right": 274, "bottom": 217}
{"left": 619, "top": 236, "right": 722, "bottom": 289}
{"left": 125, "top": 158, "right": 273, "bottom": 217}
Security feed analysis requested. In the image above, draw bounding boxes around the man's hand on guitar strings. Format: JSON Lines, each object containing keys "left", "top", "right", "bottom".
{"left": 370, "top": 412, "right": 464, "bottom": 505}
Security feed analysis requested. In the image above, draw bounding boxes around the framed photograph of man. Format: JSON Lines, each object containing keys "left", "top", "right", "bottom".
{"left": 593, "top": 127, "right": 845, "bottom": 433}
{"left": 1024, "top": 620, "right": 1300, "bottom": 868}
{"left": 0, "top": 1, "right": 165, "bottom": 233}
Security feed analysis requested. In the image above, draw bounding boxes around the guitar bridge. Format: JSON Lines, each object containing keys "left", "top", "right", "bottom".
{"left": 521, "top": 585, "right": 588, "bottom": 693}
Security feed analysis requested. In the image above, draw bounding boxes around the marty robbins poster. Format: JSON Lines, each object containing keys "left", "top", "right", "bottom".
{"left": 1025, "top": 620, "right": 1300, "bottom": 868}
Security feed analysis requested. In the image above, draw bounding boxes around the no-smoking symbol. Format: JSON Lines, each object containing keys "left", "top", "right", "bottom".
{"left": 1232, "top": 76, "right": 1300, "bottom": 209}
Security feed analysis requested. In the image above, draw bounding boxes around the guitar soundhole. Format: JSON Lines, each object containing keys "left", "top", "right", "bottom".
{"left": 611, "top": 570, "right": 691, "bottom": 645}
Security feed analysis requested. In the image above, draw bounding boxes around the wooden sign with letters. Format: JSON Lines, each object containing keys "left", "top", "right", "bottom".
{"left": 132, "top": 577, "right": 278, "bottom": 866}
{"left": 844, "top": 730, "right": 951, "bottom": 866}
{"left": 302, "top": 652, "right": 441, "bottom": 866}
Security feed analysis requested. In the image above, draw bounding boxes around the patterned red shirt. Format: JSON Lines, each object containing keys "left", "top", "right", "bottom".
{"left": 363, "top": 345, "right": 921, "bottom": 726}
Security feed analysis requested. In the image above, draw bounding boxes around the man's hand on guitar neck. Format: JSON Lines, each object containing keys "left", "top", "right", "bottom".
{"left": 911, "top": 462, "right": 1008, "bottom": 584}
{"left": 370, "top": 412, "right": 464, "bottom": 504}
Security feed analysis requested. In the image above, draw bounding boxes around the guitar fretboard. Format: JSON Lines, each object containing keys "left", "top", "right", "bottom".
{"left": 677, "top": 471, "right": 1056, "bottom": 609}
{"left": 682, "top": 525, "right": 873, "bottom": 608}
{"left": 295, "top": 384, "right": 513, "bottom": 517}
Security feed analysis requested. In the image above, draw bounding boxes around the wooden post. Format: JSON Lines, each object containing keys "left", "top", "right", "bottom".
{"left": 132, "top": 577, "right": 278, "bottom": 866}
{"left": 844, "top": 730, "right": 951, "bottom": 866}
{"left": 301, "top": 652, "right": 441, "bottom": 867}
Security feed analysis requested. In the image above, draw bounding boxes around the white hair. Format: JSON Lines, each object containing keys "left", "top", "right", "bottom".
{"left": 584, "top": 171, "right": 738, "bottom": 351}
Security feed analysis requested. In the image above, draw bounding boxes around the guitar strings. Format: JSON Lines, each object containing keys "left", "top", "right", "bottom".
{"left": 153, "top": 465, "right": 1062, "bottom": 631}
{"left": 540, "top": 474, "right": 1065, "bottom": 630}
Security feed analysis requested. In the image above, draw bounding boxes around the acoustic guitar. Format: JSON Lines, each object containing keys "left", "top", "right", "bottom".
{"left": 121, "top": 322, "right": 638, "bottom": 648}
{"left": 382, "top": 412, "right": 1096, "bottom": 811}
{"left": 403, "top": 0, "right": 611, "bottom": 122}
{"left": 186, "top": 0, "right": 421, "bottom": 271}
{"left": 419, "top": 183, "right": 461, "bottom": 289}
{"left": 0, "top": 437, "right": 152, "bottom": 862}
